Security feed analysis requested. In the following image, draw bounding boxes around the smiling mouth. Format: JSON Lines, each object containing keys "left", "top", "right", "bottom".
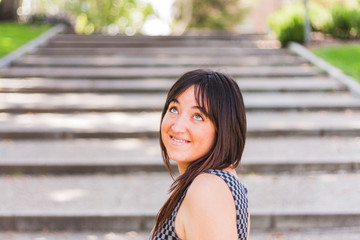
{"left": 170, "top": 135, "right": 190, "bottom": 144}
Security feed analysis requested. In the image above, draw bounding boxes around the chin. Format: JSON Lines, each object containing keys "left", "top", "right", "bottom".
{"left": 169, "top": 156, "right": 185, "bottom": 163}
{"left": 169, "top": 156, "right": 190, "bottom": 164}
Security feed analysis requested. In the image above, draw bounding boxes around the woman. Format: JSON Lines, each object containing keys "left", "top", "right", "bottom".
{"left": 150, "top": 69, "right": 249, "bottom": 240}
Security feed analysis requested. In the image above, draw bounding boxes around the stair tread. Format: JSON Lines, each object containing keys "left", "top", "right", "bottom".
{"left": 0, "top": 111, "right": 359, "bottom": 133}
{"left": 0, "top": 66, "right": 321, "bottom": 78}
{"left": 32, "top": 47, "right": 291, "bottom": 56}
{"left": 1, "top": 172, "right": 359, "bottom": 214}
{"left": 1, "top": 228, "right": 360, "bottom": 240}
{"left": 0, "top": 137, "right": 359, "bottom": 165}
{"left": 15, "top": 55, "right": 307, "bottom": 66}
{"left": 0, "top": 77, "right": 344, "bottom": 93}
{"left": 2, "top": 92, "right": 359, "bottom": 112}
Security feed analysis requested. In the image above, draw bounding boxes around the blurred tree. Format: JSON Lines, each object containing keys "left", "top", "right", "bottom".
{"left": 172, "top": 0, "right": 250, "bottom": 34}
{"left": 0, "top": 0, "right": 21, "bottom": 21}
{"left": 65, "top": 0, "right": 153, "bottom": 35}
{"left": 22, "top": 0, "right": 154, "bottom": 35}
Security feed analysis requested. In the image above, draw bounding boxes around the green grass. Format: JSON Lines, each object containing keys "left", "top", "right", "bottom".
{"left": 0, "top": 22, "right": 51, "bottom": 58}
{"left": 311, "top": 44, "right": 360, "bottom": 83}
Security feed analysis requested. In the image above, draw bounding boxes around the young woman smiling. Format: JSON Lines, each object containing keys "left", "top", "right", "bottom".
{"left": 151, "top": 69, "right": 249, "bottom": 240}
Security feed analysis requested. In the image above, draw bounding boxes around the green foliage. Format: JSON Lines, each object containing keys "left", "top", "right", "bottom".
{"left": 173, "top": 0, "right": 250, "bottom": 32}
{"left": 268, "top": 3, "right": 305, "bottom": 46}
{"left": 25, "top": 0, "right": 154, "bottom": 35}
{"left": 327, "top": 3, "right": 360, "bottom": 39}
{"left": 27, "top": 13, "right": 72, "bottom": 27}
{"left": 0, "top": 22, "right": 50, "bottom": 57}
{"left": 269, "top": 1, "right": 360, "bottom": 45}
{"left": 312, "top": 44, "right": 360, "bottom": 83}
{"left": 310, "top": 2, "right": 332, "bottom": 33}
{"left": 65, "top": 0, "right": 153, "bottom": 35}
{"left": 268, "top": 2, "right": 332, "bottom": 46}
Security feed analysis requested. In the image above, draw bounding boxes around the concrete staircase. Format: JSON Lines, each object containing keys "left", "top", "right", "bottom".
{"left": 0, "top": 33, "right": 360, "bottom": 239}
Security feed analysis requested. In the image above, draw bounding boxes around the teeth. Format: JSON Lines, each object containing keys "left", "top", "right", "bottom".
{"left": 172, "top": 136, "right": 186, "bottom": 143}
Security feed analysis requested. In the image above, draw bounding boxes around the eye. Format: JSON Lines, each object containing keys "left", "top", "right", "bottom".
{"left": 169, "top": 106, "right": 178, "bottom": 114}
{"left": 193, "top": 113, "right": 203, "bottom": 121}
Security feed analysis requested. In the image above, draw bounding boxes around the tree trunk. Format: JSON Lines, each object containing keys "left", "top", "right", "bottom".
{"left": 0, "top": 0, "right": 20, "bottom": 21}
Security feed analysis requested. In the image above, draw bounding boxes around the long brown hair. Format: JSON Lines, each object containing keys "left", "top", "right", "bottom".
{"left": 152, "top": 69, "right": 247, "bottom": 238}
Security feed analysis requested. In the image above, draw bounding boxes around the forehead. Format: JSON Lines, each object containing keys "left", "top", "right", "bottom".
{"left": 172, "top": 85, "right": 197, "bottom": 104}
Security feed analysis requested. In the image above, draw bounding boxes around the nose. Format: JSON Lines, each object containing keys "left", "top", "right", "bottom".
{"left": 171, "top": 115, "right": 187, "bottom": 133}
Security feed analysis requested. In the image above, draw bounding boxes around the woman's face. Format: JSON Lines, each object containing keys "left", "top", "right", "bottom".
{"left": 161, "top": 85, "right": 216, "bottom": 173}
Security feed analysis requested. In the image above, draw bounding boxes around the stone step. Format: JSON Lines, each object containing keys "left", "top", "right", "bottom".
{"left": 0, "top": 77, "right": 345, "bottom": 93}
{"left": 0, "top": 66, "right": 321, "bottom": 79}
{"left": 14, "top": 55, "right": 308, "bottom": 67}
{"left": 0, "top": 137, "right": 359, "bottom": 175}
{"left": 0, "top": 92, "right": 359, "bottom": 113}
{"left": 0, "top": 172, "right": 359, "bottom": 231}
{"left": 44, "top": 39, "right": 260, "bottom": 48}
{"left": 2, "top": 228, "right": 360, "bottom": 240}
{"left": 0, "top": 111, "right": 359, "bottom": 139}
{"left": 31, "top": 47, "right": 290, "bottom": 56}
{"left": 53, "top": 33, "right": 268, "bottom": 41}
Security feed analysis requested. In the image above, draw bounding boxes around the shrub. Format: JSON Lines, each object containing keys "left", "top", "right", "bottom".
{"left": 269, "top": 1, "right": 360, "bottom": 45}
{"left": 352, "top": 9, "right": 360, "bottom": 36}
{"left": 268, "top": 2, "right": 331, "bottom": 46}
{"left": 311, "top": 2, "right": 332, "bottom": 33}
{"left": 327, "top": 3, "right": 360, "bottom": 39}
{"left": 328, "top": 4, "right": 355, "bottom": 38}
{"left": 268, "top": 3, "right": 305, "bottom": 46}
{"left": 27, "top": 14, "right": 73, "bottom": 27}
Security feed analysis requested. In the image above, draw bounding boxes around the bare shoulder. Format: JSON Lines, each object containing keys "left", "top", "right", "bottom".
{"left": 187, "top": 172, "right": 231, "bottom": 201}
{"left": 184, "top": 172, "right": 236, "bottom": 216}
{"left": 179, "top": 173, "right": 238, "bottom": 239}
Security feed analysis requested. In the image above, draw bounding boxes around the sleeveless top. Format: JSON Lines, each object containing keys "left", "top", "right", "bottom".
{"left": 150, "top": 169, "right": 248, "bottom": 240}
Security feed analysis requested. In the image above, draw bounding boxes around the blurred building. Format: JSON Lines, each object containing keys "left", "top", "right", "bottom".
{"left": 239, "top": 0, "right": 360, "bottom": 34}
{"left": 238, "top": 0, "right": 283, "bottom": 33}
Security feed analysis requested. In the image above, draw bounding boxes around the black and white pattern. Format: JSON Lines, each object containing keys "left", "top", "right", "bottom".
{"left": 151, "top": 169, "right": 248, "bottom": 240}
{"left": 150, "top": 185, "right": 189, "bottom": 240}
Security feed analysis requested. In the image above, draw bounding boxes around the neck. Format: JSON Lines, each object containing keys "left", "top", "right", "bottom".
{"left": 177, "top": 163, "right": 237, "bottom": 177}
{"left": 177, "top": 163, "right": 188, "bottom": 175}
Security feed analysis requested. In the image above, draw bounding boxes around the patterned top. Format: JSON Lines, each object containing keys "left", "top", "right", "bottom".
{"left": 150, "top": 169, "right": 248, "bottom": 240}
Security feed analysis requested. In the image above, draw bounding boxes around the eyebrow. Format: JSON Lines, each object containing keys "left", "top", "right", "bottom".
{"left": 170, "top": 99, "right": 209, "bottom": 117}
{"left": 170, "top": 99, "right": 199, "bottom": 109}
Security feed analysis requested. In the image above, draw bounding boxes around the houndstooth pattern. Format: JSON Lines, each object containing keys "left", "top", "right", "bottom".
{"left": 151, "top": 169, "right": 248, "bottom": 240}
{"left": 150, "top": 186, "right": 189, "bottom": 240}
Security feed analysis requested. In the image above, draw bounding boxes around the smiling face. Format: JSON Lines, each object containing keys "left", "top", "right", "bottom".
{"left": 161, "top": 85, "right": 216, "bottom": 174}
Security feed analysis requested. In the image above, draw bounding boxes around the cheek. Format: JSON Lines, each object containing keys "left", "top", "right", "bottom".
{"left": 161, "top": 115, "right": 171, "bottom": 137}
{"left": 201, "top": 125, "right": 216, "bottom": 146}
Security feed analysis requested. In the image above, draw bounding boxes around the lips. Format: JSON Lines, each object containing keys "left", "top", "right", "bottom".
{"left": 170, "top": 135, "right": 190, "bottom": 144}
